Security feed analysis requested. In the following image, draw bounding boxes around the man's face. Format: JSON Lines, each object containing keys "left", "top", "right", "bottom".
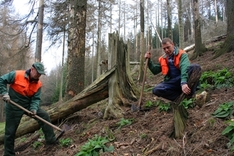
{"left": 162, "top": 42, "right": 174, "bottom": 56}
{"left": 30, "top": 67, "right": 41, "bottom": 79}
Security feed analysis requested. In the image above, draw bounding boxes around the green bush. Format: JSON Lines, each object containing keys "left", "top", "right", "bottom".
{"left": 200, "top": 68, "right": 234, "bottom": 89}
{"left": 222, "top": 121, "right": 234, "bottom": 151}
{"left": 213, "top": 101, "right": 234, "bottom": 119}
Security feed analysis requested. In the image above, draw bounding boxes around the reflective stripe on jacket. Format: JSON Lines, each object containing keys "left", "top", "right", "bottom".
{"left": 10, "top": 70, "right": 42, "bottom": 97}
{"left": 158, "top": 49, "right": 185, "bottom": 75}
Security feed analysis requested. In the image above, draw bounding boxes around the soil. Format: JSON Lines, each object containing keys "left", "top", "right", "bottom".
{"left": 1, "top": 44, "right": 234, "bottom": 156}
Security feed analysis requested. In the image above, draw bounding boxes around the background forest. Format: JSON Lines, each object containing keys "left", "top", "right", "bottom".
{"left": 0, "top": 0, "right": 229, "bottom": 121}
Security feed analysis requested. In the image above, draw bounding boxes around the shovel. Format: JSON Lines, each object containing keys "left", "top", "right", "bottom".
{"left": 9, "top": 100, "right": 65, "bottom": 140}
{"left": 131, "top": 58, "right": 149, "bottom": 112}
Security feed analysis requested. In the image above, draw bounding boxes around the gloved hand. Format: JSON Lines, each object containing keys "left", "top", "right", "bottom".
{"left": 29, "top": 110, "right": 37, "bottom": 117}
{"left": 2, "top": 93, "right": 10, "bottom": 103}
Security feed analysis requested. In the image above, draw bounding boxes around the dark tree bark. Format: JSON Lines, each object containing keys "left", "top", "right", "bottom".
{"left": 192, "top": 0, "right": 206, "bottom": 58}
{"left": 215, "top": 0, "right": 234, "bottom": 57}
{"left": 103, "top": 32, "right": 139, "bottom": 118}
{"left": 65, "top": 0, "right": 87, "bottom": 100}
{"left": 167, "top": 0, "right": 172, "bottom": 39}
{"left": 138, "top": 0, "right": 145, "bottom": 83}
{"left": 35, "top": 0, "right": 44, "bottom": 62}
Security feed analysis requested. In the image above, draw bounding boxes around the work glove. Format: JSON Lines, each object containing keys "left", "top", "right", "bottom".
{"left": 29, "top": 110, "right": 37, "bottom": 117}
{"left": 2, "top": 93, "right": 10, "bottom": 103}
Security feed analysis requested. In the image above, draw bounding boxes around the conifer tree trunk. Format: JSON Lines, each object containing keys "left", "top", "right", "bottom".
{"left": 178, "top": 0, "right": 184, "bottom": 48}
{"left": 35, "top": 0, "right": 44, "bottom": 62}
{"left": 65, "top": 0, "right": 87, "bottom": 100}
{"left": 216, "top": 0, "right": 234, "bottom": 56}
{"left": 138, "top": 0, "right": 145, "bottom": 83}
{"left": 193, "top": 0, "right": 206, "bottom": 57}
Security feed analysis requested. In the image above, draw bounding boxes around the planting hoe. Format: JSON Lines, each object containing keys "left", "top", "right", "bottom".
{"left": 9, "top": 100, "right": 65, "bottom": 141}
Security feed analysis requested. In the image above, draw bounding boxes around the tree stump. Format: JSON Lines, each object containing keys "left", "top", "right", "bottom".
{"left": 172, "top": 65, "right": 202, "bottom": 138}
{"left": 104, "top": 32, "right": 139, "bottom": 119}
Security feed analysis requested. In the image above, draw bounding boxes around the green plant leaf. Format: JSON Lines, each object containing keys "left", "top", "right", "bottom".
{"left": 222, "top": 125, "right": 234, "bottom": 135}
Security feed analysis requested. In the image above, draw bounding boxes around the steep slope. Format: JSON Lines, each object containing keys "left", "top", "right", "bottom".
{"left": 0, "top": 50, "right": 234, "bottom": 156}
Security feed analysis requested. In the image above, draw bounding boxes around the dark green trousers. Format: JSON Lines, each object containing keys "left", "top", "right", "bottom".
{"left": 4, "top": 106, "right": 56, "bottom": 156}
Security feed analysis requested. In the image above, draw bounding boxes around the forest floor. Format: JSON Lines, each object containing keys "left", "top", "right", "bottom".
{"left": 1, "top": 41, "right": 234, "bottom": 156}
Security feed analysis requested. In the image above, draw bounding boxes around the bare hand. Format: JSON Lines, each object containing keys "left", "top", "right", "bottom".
{"left": 181, "top": 84, "right": 191, "bottom": 95}
{"left": 144, "top": 52, "right": 151, "bottom": 59}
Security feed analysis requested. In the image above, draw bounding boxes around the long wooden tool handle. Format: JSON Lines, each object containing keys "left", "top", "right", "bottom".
{"left": 9, "top": 100, "right": 63, "bottom": 132}
{"left": 138, "top": 58, "right": 149, "bottom": 108}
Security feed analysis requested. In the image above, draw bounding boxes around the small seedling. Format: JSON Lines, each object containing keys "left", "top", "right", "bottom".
{"left": 59, "top": 138, "right": 72, "bottom": 147}
{"left": 117, "top": 118, "right": 133, "bottom": 129}
{"left": 32, "top": 141, "right": 43, "bottom": 149}
{"left": 145, "top": 100, "right": 154, "bottom": 108}
{"left": 180, "top": 98, "right": 194, "bottom": 109}
{"left": 158, "top": 103, "right": 170, "bottom": 112}
{"left": 75, "top": 135, "right": 114, "bottom": 156}
{"left": 140, "top": 133, "right": 148, "bottom": 139}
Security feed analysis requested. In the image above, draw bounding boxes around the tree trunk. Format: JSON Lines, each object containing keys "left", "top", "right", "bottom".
{"left": 65, "top": 0, "right": 87, "bottom": 100}
{"left": 215, "top": 0, "right": 234, "bottom": 57}
{"left": 104, "top": 32, "right": 139, "bottom": 118}
{"left": 166, "top": 0, "right": 172, "bottom": 39}
{"left": 138, "top": 0, "right": 145, "bottom": 83}
{"left": 178, "top": 0, "right": 184, "bottom": 48}
{"left": 35, "top": 0, "right": 44, "bottom": 62}
{"left": 59, "top": 30, "right": 66, "bottom": 102}
{"left": 192, "top": 0, "right": 206, "bottom": 58}
{"left": 96, "top": 1, "right": 102, "bottom": 77}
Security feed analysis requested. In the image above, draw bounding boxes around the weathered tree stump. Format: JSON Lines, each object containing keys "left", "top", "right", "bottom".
{"left": 103, "top": 32, "right": 139, "bottom": 119}
{"left": 172, "top": 65, "right": 202, "bottom": 138}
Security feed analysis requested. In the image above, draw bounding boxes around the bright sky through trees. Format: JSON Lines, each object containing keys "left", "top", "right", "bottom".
{"left": 13, "top": 0, "right": 64, "bottom": 74}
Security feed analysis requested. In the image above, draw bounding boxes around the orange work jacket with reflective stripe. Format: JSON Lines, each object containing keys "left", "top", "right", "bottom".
{"left": 158, "top": 49, "right": 185, "bottom": 76}
{"left": 10, "top": 70, "right": 42, "bottom": 97}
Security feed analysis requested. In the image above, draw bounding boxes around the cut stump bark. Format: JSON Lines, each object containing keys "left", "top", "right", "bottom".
{"left": 172, "top": 65, "right": 202, "bottom": 138}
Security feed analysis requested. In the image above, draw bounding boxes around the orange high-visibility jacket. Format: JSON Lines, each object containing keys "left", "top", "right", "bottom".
{"left": 10, "top": 70, "right": 42, "bottom": 97}
{"left": 158, "top": 49, "right": 185, "bottom": 75}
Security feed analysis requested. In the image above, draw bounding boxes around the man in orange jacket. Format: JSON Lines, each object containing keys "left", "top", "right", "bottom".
{"left": 145, "top": 38, "right": 201, "bottom": 101}
{"left": 0, "top": 62, "right": 57, "bottom": 156}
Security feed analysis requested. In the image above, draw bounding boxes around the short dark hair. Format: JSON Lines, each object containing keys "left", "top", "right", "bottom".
{"left": 162, "top": 38, "right": 174, "bottom": 44}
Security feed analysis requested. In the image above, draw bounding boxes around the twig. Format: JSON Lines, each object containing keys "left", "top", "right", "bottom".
{"left": 205, "top": 100, "right": 217, "bottom": 107}
{"left": 143, "top": 137, "right": 155, "bottom": 152}
{"left": 144, "top": 142, "right": 162, "bottom": 156}
{"left": 173, "top": 138, "right": 182, "bottom": 148}
{"left": 182, "top": 132, "right": 187, "bottom": 156}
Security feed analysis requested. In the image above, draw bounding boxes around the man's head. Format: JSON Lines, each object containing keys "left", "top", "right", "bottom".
{"left": 31, "top": 62, "right": 45, "bottom": 79}
{"left": 161, "top": 38, "right": 175, "bottom": 56}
